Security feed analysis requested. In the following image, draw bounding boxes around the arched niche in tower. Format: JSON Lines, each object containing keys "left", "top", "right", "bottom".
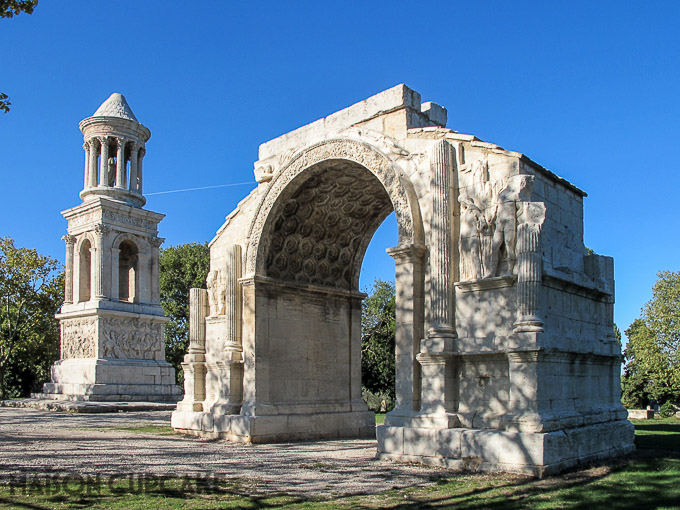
{"left": 118, "top": 240, "right": 139, "bottom": 302}
{"left": 78, "top": 239, "right": 92, "bottom": 303}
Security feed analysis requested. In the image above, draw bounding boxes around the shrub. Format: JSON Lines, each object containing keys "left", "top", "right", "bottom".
{"left": 659, "top": 401, "right": 676, "bottom": 418}
{"left": 362, "top": 387, "right": 394, "bottom": 413}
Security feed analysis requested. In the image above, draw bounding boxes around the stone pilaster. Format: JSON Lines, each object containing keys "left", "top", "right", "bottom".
{"left": 149, "top": 236, "right": 164, "bottom": 305}
{"left": 178, "top": 288, "right": 208, "bottom": 412}
{"left": 116, "top": 138, "right": 126, "bottom": 188}
{"left": 92, "top": 224, "right": 108, "bottom": 300}
{"left": 62, "top": 234, "right": 76, "bottom": 304}
{"left": 98, "top": 137, "right": 109, "bottom": 187}
{"left": 513, "top": 202, "right": 546, "bottom": 333}
{"left": 223, "top": 244, "right": 242, "bottom": 360}
{"left": 386, "top": 244, "right": 426, "bottom": 416}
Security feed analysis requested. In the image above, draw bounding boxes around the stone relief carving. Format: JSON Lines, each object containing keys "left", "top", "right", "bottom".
{"left": 247, "top": 139, "right": 417, "bottom": 275}
{"left": 61, "top": 318, "right": 97, "bottom": 358}
{"left": 459, "top": 159, "right": 534, "bottom": 281}
{"left": 206, "top": 269, "right": 226, "bottom": 316}
{"left": 100, "top": 318, "right": 162, "bottom": 359}
{"left": 102, "top": 210, "right": 155, "bottom": 230}
{"left": 68, "top": 212, "right": 98, "bottom": 228}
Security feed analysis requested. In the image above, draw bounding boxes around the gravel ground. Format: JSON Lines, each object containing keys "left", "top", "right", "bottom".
{"left": 0, "top": 407, "right": 449, "bottom": 497}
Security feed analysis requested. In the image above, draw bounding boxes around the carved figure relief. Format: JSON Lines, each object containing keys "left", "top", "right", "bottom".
{"left": 459, "top": 159, "right": 534, "bottom": 281}
{"left": 100, "top": 318, "right": 162, "bottom": 359}
{"left": 207, "top": 269, "right": 226, "bottom": 316}
{"left": 61, "top": 318, "right": 97, "bottom": 358}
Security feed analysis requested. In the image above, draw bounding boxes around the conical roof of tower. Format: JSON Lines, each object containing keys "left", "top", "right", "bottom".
{"left": 92, "top": 93, "right": 138, "bottom": 122}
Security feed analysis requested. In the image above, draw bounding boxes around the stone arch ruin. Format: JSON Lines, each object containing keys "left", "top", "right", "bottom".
{"left": 171, "top": 84, "right": 634, "bottom": 475}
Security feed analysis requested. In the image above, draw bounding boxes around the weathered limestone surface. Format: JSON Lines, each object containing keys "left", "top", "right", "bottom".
{"left": 38, "top": 94, "right": 181, "bottom": 402}
{"left": 171, "top": 84, "right": 634, "bottom": 475}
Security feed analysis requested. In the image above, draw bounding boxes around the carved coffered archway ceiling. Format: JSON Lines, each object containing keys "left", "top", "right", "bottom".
{"left": 264, "top": 159, "right": 392, "bottom": 289}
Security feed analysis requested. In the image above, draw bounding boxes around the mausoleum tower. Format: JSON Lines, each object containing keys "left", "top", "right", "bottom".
{"left": 38, "top": 93, "right": 181, "bottom": 402}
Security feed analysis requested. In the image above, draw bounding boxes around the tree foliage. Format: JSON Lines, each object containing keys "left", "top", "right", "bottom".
{"left": 361, "top": 279, "right": 396, "bottom": 408}
{"left": 159, "top": 242, "right": 210, "bottom": 385}
{"left": 622, "top": 271, "right": 680, "bottom": 408}
{"left": 1, "top": 0, "right": 38, "bottom": 113}
{"left": 0, "top": 237, "right": 62, "bottom": 398}
{"left": 0, "top": 0, "right": 37, "bottom": 17}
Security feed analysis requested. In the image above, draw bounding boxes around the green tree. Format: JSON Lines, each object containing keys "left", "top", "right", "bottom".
{"left": 1, "top": 0, "right": 38, "bottom": 113}
{"left": 0, "top": 237, "right": 62, "bottom": 398}
{"left": 621, "top": 271, "right": 680, "bottom": 408}
{"left": 361, "top": 279, "right": 396, "bottom": 408}
{"left": 159, "top": 242, "right": 210, "bottom": 385}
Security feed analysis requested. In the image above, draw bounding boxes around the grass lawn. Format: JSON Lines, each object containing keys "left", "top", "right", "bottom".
{"left": 1, "top": 417, "right": 678, "bottom": 509}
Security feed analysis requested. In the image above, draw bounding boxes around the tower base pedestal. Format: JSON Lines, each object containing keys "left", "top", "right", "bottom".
{"left": 34, "top": 358, "right": 181, "bottom": 402}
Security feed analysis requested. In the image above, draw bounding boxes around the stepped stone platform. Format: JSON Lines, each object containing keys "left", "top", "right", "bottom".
{"left": 1, "top": 398, "right": 176, "bottom": 413}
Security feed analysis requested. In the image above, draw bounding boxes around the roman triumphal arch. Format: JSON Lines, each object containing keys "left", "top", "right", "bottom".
{"left": 171, "top": 85, "right": 635, "bottom": 476}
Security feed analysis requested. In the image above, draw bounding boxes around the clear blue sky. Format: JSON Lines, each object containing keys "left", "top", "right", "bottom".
{"left": 2, "top": 1, "right": 679, "bottom": 345}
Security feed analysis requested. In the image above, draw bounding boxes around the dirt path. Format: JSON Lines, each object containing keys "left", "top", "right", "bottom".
{"left": 0, "top": 407, "right": 449, "bottom": 497}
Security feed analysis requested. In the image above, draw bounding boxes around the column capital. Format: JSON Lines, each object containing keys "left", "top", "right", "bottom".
{"left": 386, "top": 244, "right": 427, "bottom": 264}
{"left": 61, "top": 234, "right": 77, "bottom": 245}
{"left": 93, "top": 224, "right": 110, "bottom": 237}
{"left": 149, "top": 236, "right": 165, "bottom": 248}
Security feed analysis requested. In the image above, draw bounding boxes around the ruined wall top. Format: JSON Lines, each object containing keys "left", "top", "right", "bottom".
{"left": 257, "top": 84, "right": 447, "bottom": 162}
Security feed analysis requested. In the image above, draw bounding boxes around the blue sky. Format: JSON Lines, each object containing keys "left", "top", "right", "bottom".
{"left": 1, "top": 1, "right": 679, "bottom": 344}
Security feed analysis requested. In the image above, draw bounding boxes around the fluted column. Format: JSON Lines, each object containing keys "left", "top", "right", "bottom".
{"left": 514, "top": 202, "right": 546, "bottom": 333}
{"left": 137, "top": 147, "right": 145, "bottom": 194}
{"left": 88, "top": 139, "right": 98, "bottom": 187}
{"left": 188, "top": 288, "right": 208, "bottom": 358}
{"left": 129, "top": 144, "right": 139, "bottom": 192}
{"left": 177, "top": 288, "right": 208, "bottom": 412}
{"left": 115, "top": 138, "right": 126, "bottom": 188}
{"left": 427, "top": 139, "right": 456, "bottom": 338}
{"left": 98, "top": 137, "right": 109, "bottom": 187}
{"left": 92, "top": 224, "right": 108, "bottom": 299}
{"left": 223, "top": 244, "right": 242, "bottom": 359}
{"left": 149, "top": 236, "right": 163, "bottom": 305}
{"left": 62, "top": 235, "right": 76, "bottom": 304}
{"left": 82, "top": 143, "right": 90, "bottom": 189}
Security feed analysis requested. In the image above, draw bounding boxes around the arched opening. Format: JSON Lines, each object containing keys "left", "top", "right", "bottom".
{"left": 118, "top": 240, "right": 138, "bottom": 302}
{"left": 78, "top": 239, "right": 91, "bottom": 302}
{"left": 359, "top": 212, "right": 398, "bottom": 414}
{"left": 260, "top": 159, "right": 394, "bottom": 412}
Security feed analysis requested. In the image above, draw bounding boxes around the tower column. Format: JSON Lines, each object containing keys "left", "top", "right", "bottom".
{"left": 98, "top": 137, "right": 109, "bottom": 187}
{"left": 130, "top": 144, "right": 139, "bottom": 192}
{"left": 149, "top": 236, "right": 163, "bottom": 304}
{"left": 88, "top": 139, "right": 98, "bottom": 187}
{"left": 62, "top": 235, "right": 76, "bottom": 304}
{"left": 137, "top": 147, "right": 145, "bottom": 194}
{"left": 93, "top": 224, "right": 108, "bottom": 299}
{"left": 83, "top": 143, "right": 90, "bottom": 189}
{"left": 115, "top": 138, "right": 126, "bottom": 188}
